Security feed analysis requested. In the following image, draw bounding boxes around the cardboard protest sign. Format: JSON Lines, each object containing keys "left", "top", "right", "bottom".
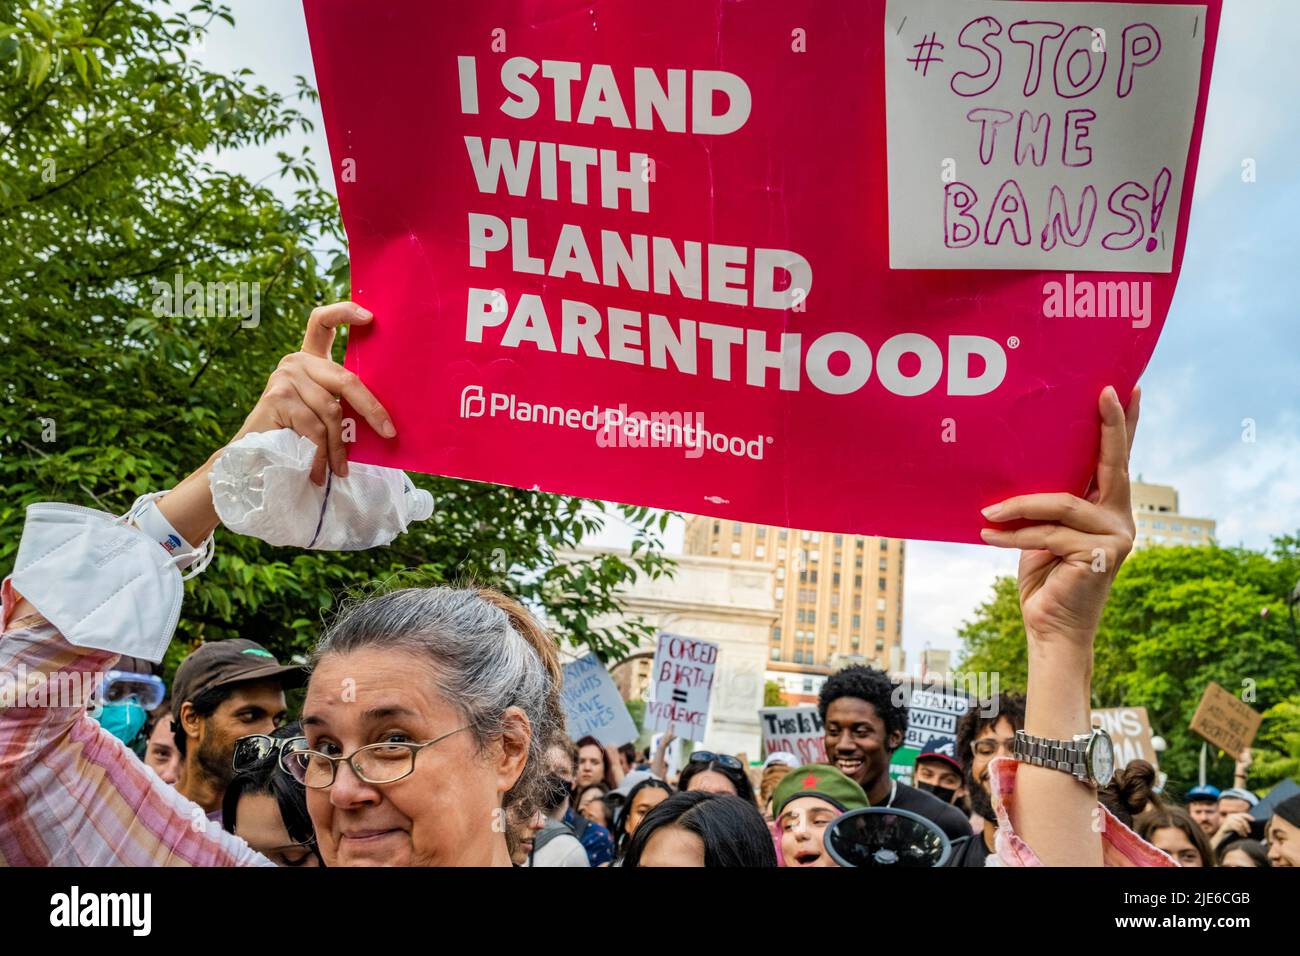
{"left": 759, "top": 706, "right": 828, "bottom": 764}
{"left": 304, "top": 0, "right": 1220, "bottom": 544}
{"left": 886, "top": 0, "right": 1207, "bottom": 272}
{"left": 644, "top": 633, "right": 717, "bottom": 742}
{"left": 1189, "top": 682, "right": 1262, "bottom": 759}
{"left": 1091, "top": 705, "right": 1158, "bottom": 769}
{"left": 891, "top": 685, "right": 969, "bottom": 781}
{"left": 560, "top": 653, "right": 639, "bottom": 747}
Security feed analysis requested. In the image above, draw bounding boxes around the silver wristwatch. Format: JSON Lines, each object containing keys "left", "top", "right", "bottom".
{"left": 1013, "top": 728, "right": 1115, "bottom": 787}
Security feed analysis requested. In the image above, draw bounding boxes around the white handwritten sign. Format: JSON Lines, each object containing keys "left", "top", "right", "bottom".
{"left": 759, "top": 706, "right": 828, "bottom": 764}
{"left": 644, "top": 633, "right": 718, "bottom": 742}
{"left": 560, "top": 653, "right": 639, "bottom": 747}
{"left": 885, "top": 0, "right": 1207, "bottom": 272}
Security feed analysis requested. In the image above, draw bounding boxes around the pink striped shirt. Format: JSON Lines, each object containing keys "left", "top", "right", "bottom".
{"left": 0, "top": 579, "right": 271, "bottom": 867}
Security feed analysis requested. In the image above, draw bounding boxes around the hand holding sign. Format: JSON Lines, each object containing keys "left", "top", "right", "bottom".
{"left": 234, "top": 302, "right": 396, "bottom": 485}
{"left": 980, "top": 385, "right": 1139, "bottom": 648}
{"left": 303, "top": 0, "right": 1217, "bottom": 544}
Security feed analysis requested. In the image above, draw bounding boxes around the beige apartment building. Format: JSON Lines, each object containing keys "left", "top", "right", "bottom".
{"left": 683, "top": 517, "right": 906, "bottom": 678}
{"left": 1131, "top": 480, "right": 1216, "bottom": 549}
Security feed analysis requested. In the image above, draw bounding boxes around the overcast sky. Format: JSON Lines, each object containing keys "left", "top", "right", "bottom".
{"left": 195, "top": 0, "right": 1300, "bottom": 669}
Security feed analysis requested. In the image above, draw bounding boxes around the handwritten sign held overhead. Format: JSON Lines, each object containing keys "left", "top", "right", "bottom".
{"left": 645, "top": 634, "right": 718, "bottom": 743}
{"left": 885, "top": 0, "right": 1208, "bottom": 272}
{"left": 560, "top": 653, "right": 638, "bottom": 747}
{"left": 759, "top": 706, "right": 828, "bottom": 764}
{"left": 1189, "top": 682, "right": 1261, "bottom": 759}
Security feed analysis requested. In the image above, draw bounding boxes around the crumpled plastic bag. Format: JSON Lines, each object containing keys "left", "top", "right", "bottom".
{"left": 209, "top": 429, "right": 434, "bottom": 550}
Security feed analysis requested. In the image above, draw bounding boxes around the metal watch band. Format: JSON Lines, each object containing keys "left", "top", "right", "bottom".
{"left": 1013, "top": 730, "right": 1089, "bottom": 781}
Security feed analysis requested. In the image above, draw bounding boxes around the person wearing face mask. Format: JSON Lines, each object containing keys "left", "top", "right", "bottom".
{"left": 91, "top": 659, "right": 167, "bottom": 750}
{"left": 0, "top": 304, "right": 1168, "bottom": 870}
{"left": 771, "top": 764, "right": 869, "bottom": 867}
{"left": 947, "top": 693, "right": 1027, "bottom": 867}
{"left": 0, "top": 304, "right": 565, "bottom": 868}
{"left": 912, "top": 740, "right": 967, "bottom": 808}
{"left": 546, "top": 737, "right": 616, "bottom": 866}
{"left": 526, "top": 742, "right": 591, "bottom": 867}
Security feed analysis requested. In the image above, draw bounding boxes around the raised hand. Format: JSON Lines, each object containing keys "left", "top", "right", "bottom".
{"left": 979, "top": 386, "right": 1141, "bottom": 648}
{"left": 235, "top": 302, "right": 396, "bottom": 485}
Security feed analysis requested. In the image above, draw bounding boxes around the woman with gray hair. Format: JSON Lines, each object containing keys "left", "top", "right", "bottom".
{"left": 289, "top": 584, "right": 564, "bottom": 865}
{"left": 0, "top": 303, "right": 562, "bottom": 867}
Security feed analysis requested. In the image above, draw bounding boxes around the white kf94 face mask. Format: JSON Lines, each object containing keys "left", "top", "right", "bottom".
{"left": 208, "top": 429, "right": 434, "bottom": 550}
{"left": 10, "top": 498, "right": 214, "bottom": 663}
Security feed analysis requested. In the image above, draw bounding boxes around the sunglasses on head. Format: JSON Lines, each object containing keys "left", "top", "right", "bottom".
{"left": 232, "top": 734, "right": 307, "bottom": 774}
{"left": 688, "top": 751, "right": 744, "bottom": 772}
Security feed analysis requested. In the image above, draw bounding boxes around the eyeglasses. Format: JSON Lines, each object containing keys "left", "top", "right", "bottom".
{"left": 688, "top": 751, "right": 744, "bottom": 772}
{"left": 279, "top": 727, "right": 470, "bottom": 789}
{"left": 971, "top": 737, "right": 1017, "bottom": 758}
{"left": 232, "top": 734, "right": 308, "bottom": 774}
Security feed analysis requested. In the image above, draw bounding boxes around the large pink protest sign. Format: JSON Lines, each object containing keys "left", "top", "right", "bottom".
{"left": 302, "top": 0, "right": 1219, "bottom": 543}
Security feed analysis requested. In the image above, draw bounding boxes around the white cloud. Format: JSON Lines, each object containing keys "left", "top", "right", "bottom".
{"left": 901, "top": 542, "right": 1017, "bottom": 669}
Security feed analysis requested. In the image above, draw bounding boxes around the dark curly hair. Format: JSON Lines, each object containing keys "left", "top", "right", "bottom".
{"left": 818, "top": 666, "right": 907, "bottom": 744}
{"left": 955, "top": 693, "right": 1026, "bottom": 773}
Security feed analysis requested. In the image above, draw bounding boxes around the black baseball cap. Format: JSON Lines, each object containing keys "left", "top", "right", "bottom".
{"left": 915, "top": 739, "right": 964, "bottom": 776}
{"left": 172, "top": 638, "right": 306, "bottom": 707}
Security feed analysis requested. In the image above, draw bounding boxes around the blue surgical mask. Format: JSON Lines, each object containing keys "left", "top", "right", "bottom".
{"left": 97, "top": 700, "right": 148, "bottom": 745}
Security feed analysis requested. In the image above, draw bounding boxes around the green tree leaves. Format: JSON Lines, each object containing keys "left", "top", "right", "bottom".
{"left": 1, "top": 1, "right": 672, "bottom": 680}
{"left": 956, "top": 540, "right": 1300, "bottom": 795}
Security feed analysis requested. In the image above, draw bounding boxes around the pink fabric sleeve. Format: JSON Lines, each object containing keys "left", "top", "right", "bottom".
{"left": 987, "top": 756, "right": 1176, "bottom": 867}
{"left": 1, "top": 578, "right": 272, "bottom": 867}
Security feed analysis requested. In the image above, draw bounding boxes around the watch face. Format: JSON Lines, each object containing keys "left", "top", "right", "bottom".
{"left": 1090, "top": 732, "right": 1115, "bottom": 786}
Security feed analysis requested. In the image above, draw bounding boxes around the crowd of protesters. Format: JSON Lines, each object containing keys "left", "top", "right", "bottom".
{"left": 2, "top": 302, "right": 1297, "bottom": 869}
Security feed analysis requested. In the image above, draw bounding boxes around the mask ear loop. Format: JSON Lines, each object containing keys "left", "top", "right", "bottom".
{"left": 119, "top": 491, "right": 217, "bottom": 581}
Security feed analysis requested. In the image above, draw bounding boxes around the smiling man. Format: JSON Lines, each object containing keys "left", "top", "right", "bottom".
{"left": 819, "top": 666, "right": 971, "bottom": 846}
